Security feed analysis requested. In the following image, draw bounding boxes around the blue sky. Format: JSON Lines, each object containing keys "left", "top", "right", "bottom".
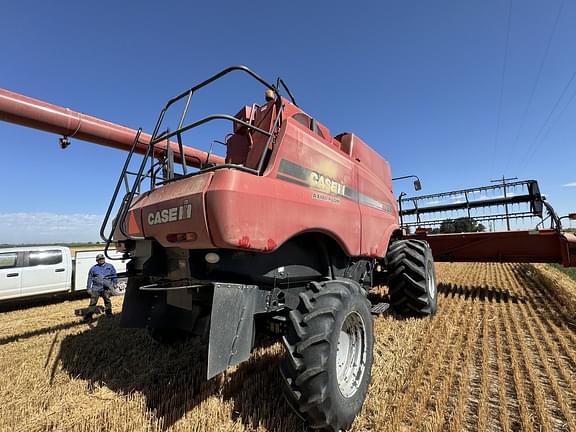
{"left": 1, "top": 0, "right": 575, "bottom": 243}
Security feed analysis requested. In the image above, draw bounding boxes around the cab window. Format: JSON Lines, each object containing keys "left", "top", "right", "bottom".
{"left": 292, "top": 113, "right": 310, "bottom": 128}
{"left": 292, "top": 113, "right": 325, "bottom": 139}
{"left": 28, "top": 250, "right": 63, "bottom": 266}
{"left": 0, "top": 252, "right": 17, "bottom": 269}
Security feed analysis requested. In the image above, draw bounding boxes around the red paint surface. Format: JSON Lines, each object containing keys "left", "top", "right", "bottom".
{"left": 238, "top": 236, "right": 251, "bottom": 249}
{"left": 266, "top": 239, "right": 277, "bottom": 251}
{"left": 132, "top": 172, "right": 215, "bottom": 249}
{"left": 407, "top": 229, "right": 576, "bottom": 266}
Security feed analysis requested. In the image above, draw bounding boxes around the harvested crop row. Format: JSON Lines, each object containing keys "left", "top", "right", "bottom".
{"left": 0, "top": 263, "right": 574, "bottom": 431}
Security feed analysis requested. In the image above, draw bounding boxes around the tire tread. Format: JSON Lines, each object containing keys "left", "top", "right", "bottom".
{"left": 280, "top": 280, "right": 373, "bottom": 431}
{"left": 386, "top": 239, "right": 437, "bottom": 316}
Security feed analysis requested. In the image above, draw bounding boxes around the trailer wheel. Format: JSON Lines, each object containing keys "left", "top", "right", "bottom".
{"left": 386, "top": 239, "right": 437, "bottom": 316}
{"left": 280, "top": 280, "right": 374, "bottom": 431}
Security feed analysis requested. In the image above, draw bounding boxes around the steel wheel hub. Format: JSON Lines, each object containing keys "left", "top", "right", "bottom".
{"left": 427, "top": 266, "right": 437, "bottom": 300}
{"left": 336, "top": 310, "right": 367, "bottom": 398}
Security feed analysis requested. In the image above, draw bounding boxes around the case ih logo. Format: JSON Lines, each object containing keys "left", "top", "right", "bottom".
{"left": 277, "top": 159, "right": 393, "bottom": 214}
{"left": 309, "top": 171, "right": 347, "bottom": 196}
{"left": 147, "top": 202, "right": 192, "bottom": 225}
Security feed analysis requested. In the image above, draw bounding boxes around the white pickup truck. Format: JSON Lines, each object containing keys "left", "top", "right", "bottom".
{"left": 0, "top": 246, "right": 128, "bottom": 301}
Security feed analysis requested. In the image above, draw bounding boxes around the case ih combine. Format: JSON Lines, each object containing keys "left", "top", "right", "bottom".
{"left": 1, "top": 66, "right": 575, "bottom": 431}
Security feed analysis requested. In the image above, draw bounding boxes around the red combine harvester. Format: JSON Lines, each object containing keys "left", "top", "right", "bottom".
{"left": 1, "top": 66, "right": 575, "bottom": 431}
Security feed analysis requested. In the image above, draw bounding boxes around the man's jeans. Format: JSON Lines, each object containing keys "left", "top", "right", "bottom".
{"left": 86, "top": 290, "right": 112, "bottom": 314}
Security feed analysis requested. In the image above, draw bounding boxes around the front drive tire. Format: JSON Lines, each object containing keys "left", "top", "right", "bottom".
{"left": 280, "top": 280, "right": 374, "bottom": 431}
{"left": 386, "top": 239, "right": 437, "bottom": 316}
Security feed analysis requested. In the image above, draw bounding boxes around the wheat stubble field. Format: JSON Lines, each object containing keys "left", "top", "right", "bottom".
{"left": 0, "top": 263, "right": 574, "bottom": 432}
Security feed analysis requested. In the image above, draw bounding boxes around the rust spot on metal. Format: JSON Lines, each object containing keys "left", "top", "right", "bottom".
{"left": 265, "top": 239, "right": 277, "bottom": 251}
{"left": 238, "top": 236, "right": 251, "bottom": 249}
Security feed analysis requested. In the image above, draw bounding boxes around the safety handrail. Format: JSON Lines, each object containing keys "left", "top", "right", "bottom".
{"left": 100, "top": 128, "right": 145, "bottom": 259}
{"left": 147, "top": 66, "right": 290, "bottom": 181}
{"left": 152, "top": 114, "right": 272, "bottom": 145}
{"left": 103, "top": 66, "right": 292, "bottom": 254}
{"left": 162, "top": 65, "right": 294, "bottom": 111}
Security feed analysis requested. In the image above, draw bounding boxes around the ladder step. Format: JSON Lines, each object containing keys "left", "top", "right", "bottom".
{"left": 370, "top": 302, "right": 390, "bottom": 315}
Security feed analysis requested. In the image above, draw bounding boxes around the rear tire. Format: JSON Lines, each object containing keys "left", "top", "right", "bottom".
{"left": 280, "top": 280, "right": 374, "bottom": 431}
{"left": 386, "top": 239, "right": 437, "bottom": 316}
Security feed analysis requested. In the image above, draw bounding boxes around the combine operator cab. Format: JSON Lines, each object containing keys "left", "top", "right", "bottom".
{"left": 100, "top": 66, "right": 435, "bottom": 432}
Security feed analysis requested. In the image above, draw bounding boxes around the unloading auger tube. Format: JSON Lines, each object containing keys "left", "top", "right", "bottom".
{"left": 0, "top": 88, "right": 223, "bottom": 168}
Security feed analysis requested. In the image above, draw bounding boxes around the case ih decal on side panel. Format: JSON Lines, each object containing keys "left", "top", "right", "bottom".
{"left": 276, "top": 159, "right": 347, "bottom": 201}
{"left": 271, "top": 118, "right": 362, "bottom": 253}
{"left": 276, "top": 158, "right": 394, "bottom": 216}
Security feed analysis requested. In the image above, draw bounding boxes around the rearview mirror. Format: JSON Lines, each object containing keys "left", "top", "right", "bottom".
{"left": 414, "top": 179, "right": 422, "bottom": 191}
{"left": 569, "top": 213, "right": 576, "bottom": 220}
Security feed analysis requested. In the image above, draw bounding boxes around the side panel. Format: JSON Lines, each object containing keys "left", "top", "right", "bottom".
{"left": 352, "top": 139, "right": 399, "bottom": 256}
{"left": 206, "top": 121, "right": 361, "bottom": 255}
{"left": 0, "top": 251, "right": 22, "bottom": 300}
{"left": 407, "top": 230, "right": 575, "bottom": 264}
{"left": 20, "top": 248, "right": 70, "bottom": 296}
{"left": 136, "top": 172, "right": 215, "bottom": 249}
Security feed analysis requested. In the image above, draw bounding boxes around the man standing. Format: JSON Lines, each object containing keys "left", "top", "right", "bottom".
{"left": 83, "top": 253, "right": 117, "bottom": 322}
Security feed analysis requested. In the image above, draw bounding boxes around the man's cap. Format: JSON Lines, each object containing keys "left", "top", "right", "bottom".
{"left": 96, "top": 254, "right": 105, "bottom": 260}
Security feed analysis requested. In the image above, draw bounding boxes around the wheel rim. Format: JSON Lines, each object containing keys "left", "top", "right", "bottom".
{"left": 336, "top": 310, "right": 367, "bottom": 398}
{"left": 427, "top": 266, "right": 437, "bottom": 300}
{"left": 113, "top": 280, "right": 127, "bottom": 296}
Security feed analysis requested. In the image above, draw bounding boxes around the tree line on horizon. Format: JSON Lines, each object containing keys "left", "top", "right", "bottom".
{"left": 431, "top": 217, "right": 486, "bottom": 234}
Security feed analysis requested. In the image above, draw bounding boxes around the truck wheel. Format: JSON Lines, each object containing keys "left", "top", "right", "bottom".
{"left": 280, "top": 280, "right": 374, "bottom": 431}
{"left": 111, "top": 280, "right": 127, "bottom": 296}
{"left": 386, "top": 239, "right": 437, "bottom": 316}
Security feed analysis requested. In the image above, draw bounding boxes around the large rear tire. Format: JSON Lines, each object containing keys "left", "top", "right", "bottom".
{"left": 280, "top": 280, "right": 374, "bottom": 431}
{"left": 386, "top": 239, "right": 437, "bottom": 316}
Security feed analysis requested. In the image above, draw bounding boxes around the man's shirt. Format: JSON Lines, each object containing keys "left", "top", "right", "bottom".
{"left": 87, "top": 263, "right": 117, "bottom": 292}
